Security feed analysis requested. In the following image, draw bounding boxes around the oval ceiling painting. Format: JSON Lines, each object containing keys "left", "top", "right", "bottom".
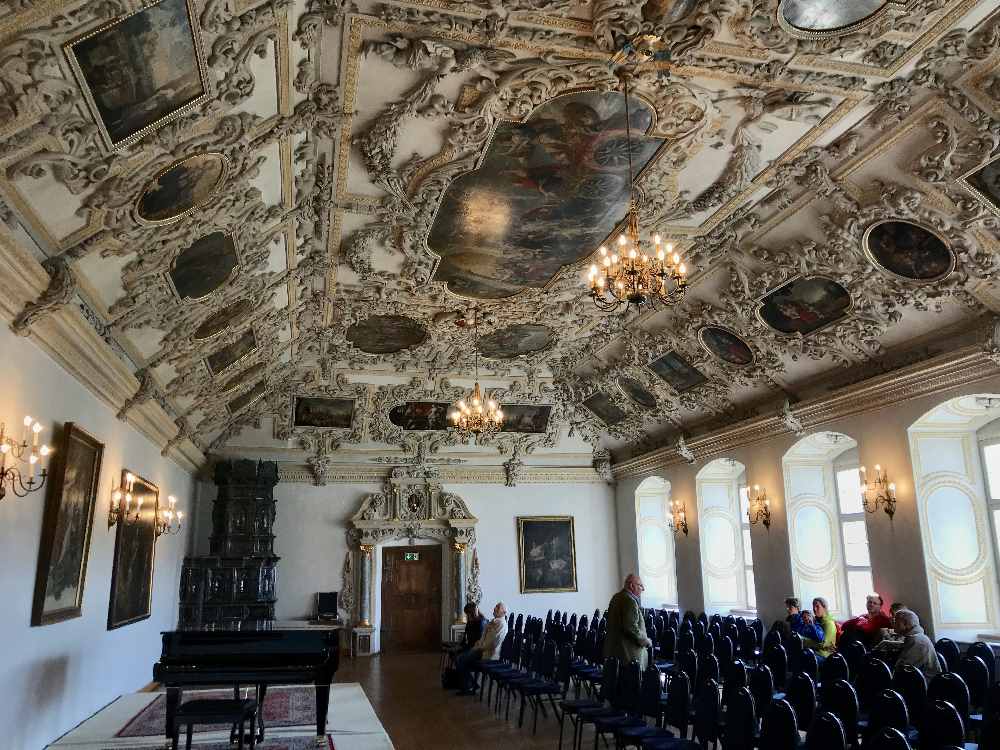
{"left": 478, "top": 324, "right": 555, "bottom": 360}
{"left": 779, "top": 0, "right": 887, "bottom": 34}
{"left": 699, "top": 326, "right": 754, "bottom": 367}
{"left": 136, "top": 153, "right": 228, "bottom": 225}
{"left": 757, "top": 276, "right": 852, "bottom": 336}
{"left": 427, "top": 91, "right": 665, "bottom": 299}
{"left": 863, "top": 220, "right": 955, "bottom": 283}
{"left": 193, "top": 297, "right": 254, "bottom": 341}
{"left": 169, "top": 232, "right": 239, "bottom": 300}
{"left": 617, "top": 377, "right": 657, "bottom": 410}
{"left": 345, "top": 314, "right": 428, "bottom": 354}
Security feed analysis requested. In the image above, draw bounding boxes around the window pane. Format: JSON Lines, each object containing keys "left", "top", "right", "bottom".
{"left": 742, "top": 528, "right": 754, "bottom": 566}
{"left": 836, "top": 468, "right": 864, "bottom": 514}
{"left": 639, "top": 496, "right": 662, "bottom": 520}
{"left": 994, "top": 509, "right": 1000, "bottom": 564}
{"left": 745, "top": 568, "right": 756, "bottom": 609}
{"left": 985, "top": 444, "right": 1000, "bottom": 500}
{"left": 847, "top": 569, "right": 874, "bottom": 616}
{"left": 842, "top": 520, "right": 871, "bottom": 566}
{"left": 739, "top": 485, "right": 749, "bottom": 520}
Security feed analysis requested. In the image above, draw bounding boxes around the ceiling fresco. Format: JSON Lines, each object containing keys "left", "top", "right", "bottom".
{"left": 0, "top": 0, "right": 999, "bottom": 476}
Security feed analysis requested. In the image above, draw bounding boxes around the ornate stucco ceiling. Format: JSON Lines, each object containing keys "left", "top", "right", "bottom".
{"left": 1, "top": 0, "right": 999, "bottom": 478}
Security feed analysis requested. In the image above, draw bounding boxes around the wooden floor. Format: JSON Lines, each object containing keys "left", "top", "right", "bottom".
{"left": 335, "top": 651, "right": 566, "bottom": 750}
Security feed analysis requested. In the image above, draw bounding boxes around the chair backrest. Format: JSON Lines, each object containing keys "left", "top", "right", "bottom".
{"left": 864, "top": 726, "right": 912, "bottom": 750}
{"left": 666, "top": 669, "right": 691, "bottom": 736}
{"left": 514, "top": 613, "right": 524, "bottom": 633}
{"left": 693, "top": 678, "right": 721, "bottom": 743}
{"left": 739, "top": 628, "right": 758, "bottom": 661}
{"left": 764, "top": 628, "right": 783, "bottom": 651}
{"left": 842, "top": 639, "right": 867, "bottom": 680}
{"left": 928, "top": 672, "right": 970, "bottom": 725}
{"left": 678, "top": 629, "right": 696, "bottom": 654}
{"left": 765, "top": 643, "right": 788, "bottom": 689}
{"left": 659, "top": 626, "right": 677, "bottom": 660}
{"left": 556, "top": 644, "right": 573, "bottom": 690}
{"left": 822, "top": 652, "right": 851, "bottom": 684}
{"left": 718, "top": 634, "right": 735, "bottom": 672}
{"left": 786, "top": 671, "right": 816, "bottom": 728}
{"left": 709, "top": 622, "right": 723, "bottom": 643}
{"left": 800, "top": 647, "right": 819, "bottom": 681}
{"left": 786, "top": 631, "right": 803, "bottom": 672}
{"left": 599, "top": 656, "right": 620, "bottom": 702}
{"left": 724, "top": 686, "right": 756, "bottom": 750}
{"left": 751, "top": 618, "right": 764, "bottom": 645}
{"left": 857, "top": 656, "right": 893, "bottom": 712}
{"left": 569, "top": 613, "right": 577, "bottom": 631}
{"left": 969, "top": 641, "right": 997, "bottom": 684}
{"left": 807, "top": 711, "right": 847, "bottom": 750}
{"left": 958, "top": 654, "right": 990, "bottom": 711}
{"left": 760, "top": 698, "right": 799, "bottom": 750}
{"left": 678, "top": 648, "right": 698, "bottom": 690}
{"left": 750, "top": 663, "right": 775, "bottom": 714}
{"left": 935, "top": 638, "right": 961, "bottom": 672}
{"left": 892, "top": 663, "right": 927, "bottom": 720}
{"left": 540, "top": 639, "right": 559, "bottom": 680}
{"left": 820, "top": 678, "right": 859, "bottom": 743}
{"left": 920, "top": 699, "right": 965, "bottom": 749}
{"left": 616, "top": 659, "right": 642, "bottom": 711}
{"left": 640, "top": 665, "right": 665, "bottom": 717}
{"left": 868, "top": 688, "right": 909, "bottom": 738}
{"left": 697, "top": 652, "right": 720, "bottom": 688}
{"left": 697, "top": 632, "right": 715, "bottom": 657}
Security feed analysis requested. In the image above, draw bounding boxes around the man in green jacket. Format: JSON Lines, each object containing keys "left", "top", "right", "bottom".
{"left": 603, "top": 574, "right": 653, "bottom": 670}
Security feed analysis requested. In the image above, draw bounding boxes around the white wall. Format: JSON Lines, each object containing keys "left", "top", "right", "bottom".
{"left": 0, "top": 324, "right": 195, "bottom": 750}
{"left": 193, "top": 478, "right": 620, "bottom": 648}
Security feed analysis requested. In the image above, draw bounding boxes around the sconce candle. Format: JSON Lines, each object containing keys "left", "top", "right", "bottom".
{"left": 0, "top": 416, "right": 52, "bottom": 502}
{"left": 155, "top": 494, "right": 184, "bottom": 537}
{"left": 669, "top": 497, "right": 690, "bottom": 536}
{"left": 860, "top": 464, "right": 896, "bottom": 519}
{"left": 747, "top": 484, "right": 771, "bottom": 530}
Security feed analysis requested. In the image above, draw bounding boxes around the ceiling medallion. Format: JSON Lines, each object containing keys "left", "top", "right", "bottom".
{"left": 586, "top": 68, "right": 689, "bottom": 313}
{"left": 450, "top": 310, "right": 503, "bottom": 440}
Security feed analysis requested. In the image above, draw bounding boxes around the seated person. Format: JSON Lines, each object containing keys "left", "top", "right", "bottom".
{"left": 447, "top": 603, "right": 485, "bottom": 664}
{"left": 893, "top": 608, "right": 941, "bottom": 677}
{"left": 840, "top": 593, "right": 892, "bottom": 648}
{"left": 786, "top": 597, "right": 823, "bottom": 641}
{"left": 802, "top": 597, "right": 837, "bottom": 659}
{"left": 455, "top": 601, "right": 508, "bottom": 694}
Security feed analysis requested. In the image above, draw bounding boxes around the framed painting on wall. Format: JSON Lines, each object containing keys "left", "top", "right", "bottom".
{"left": 31, "top": 423, "right": 104, "bottom": 626}
{"left": 517, "top": 516, "right": 578, "bottom": 594}
{"left": 107, "top": 470, "right": 158, "bottom": 630}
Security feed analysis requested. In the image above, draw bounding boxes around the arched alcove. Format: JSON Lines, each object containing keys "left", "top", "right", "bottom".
{"left": 908, "top": 394, "right": 1000, "bottom": 638}
{"left": 635, "top": 476, "right": 678, "bottom": 608}
{"left": 697, "top": 458, "right": 755, "bottom": 614}
{"left": 782, "top": 431, "right": 873, "bottom": 619}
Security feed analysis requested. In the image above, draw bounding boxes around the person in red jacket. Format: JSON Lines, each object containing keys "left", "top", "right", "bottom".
{"left": 839, "top": 593, "right": 892, "bottom": 647}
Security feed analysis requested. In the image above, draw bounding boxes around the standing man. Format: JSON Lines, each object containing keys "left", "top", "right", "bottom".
{"left": 604, "top": 574, "right": 653, "bottom": 670}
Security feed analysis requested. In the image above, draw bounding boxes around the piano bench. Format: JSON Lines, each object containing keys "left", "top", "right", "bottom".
{"left": 173, "top": 698, "right": 258, "bottom": 750}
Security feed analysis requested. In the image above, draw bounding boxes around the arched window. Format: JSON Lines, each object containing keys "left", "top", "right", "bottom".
{"left": 635, "top": 476, "right": 678, "bottom": 607}
{"left": 697, "top": 459, "right": 755, "bottom": 613}
{"left": 782, "top": 432, "right": 873, "bottom": 620}
{"left": 909, "top": 395, "right": 1000, "bottom": 638}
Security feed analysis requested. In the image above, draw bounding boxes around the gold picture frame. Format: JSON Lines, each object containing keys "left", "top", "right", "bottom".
{"left": 135, "top": 152, "right": 230, "bottom": 226}
{"left": 517, "top": 516, "right": 578, "bottom": 594}
{"left": 63, "top": 0, "right": 211, "bottom": 152}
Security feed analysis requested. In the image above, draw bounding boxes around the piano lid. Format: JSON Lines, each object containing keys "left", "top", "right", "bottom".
{"left": 165, "top": 619, "right": 343, "bottom": 633}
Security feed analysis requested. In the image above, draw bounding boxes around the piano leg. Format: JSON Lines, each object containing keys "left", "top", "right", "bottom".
{"left": 165, "top": 687, "right": 181, "bottom": 749}
{"left": 315, "top": 681, "right": 331, "bottom": 743}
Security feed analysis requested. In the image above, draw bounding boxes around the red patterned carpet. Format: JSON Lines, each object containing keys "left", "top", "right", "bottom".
{"left": 117, "top": 736, "right": 334, "bottom": 749}
{"left": 117, "top": 686, "right": 319, "bottom": 737}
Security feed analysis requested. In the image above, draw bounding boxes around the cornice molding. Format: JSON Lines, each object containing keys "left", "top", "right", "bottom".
{"left": 0, "top": 232, "right": 204, "bottom": 474}
{"left": 613, "top": 345, "right": 1000, "bottom": 479}
{"left": 276, "top": 462, "right": 605, "bottom": 485}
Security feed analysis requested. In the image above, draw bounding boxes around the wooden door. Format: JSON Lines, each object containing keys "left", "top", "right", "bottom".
{"left": 380, "top": 545, "right": 442, "bottom": 652}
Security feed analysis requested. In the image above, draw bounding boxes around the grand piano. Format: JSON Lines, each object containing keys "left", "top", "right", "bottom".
{"left": 153, "top": 621, "right": 341, "bottom": 745}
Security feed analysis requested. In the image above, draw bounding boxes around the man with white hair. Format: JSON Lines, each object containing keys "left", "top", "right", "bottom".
{"left": 893, "top": 608, "right": 941, "bottom": 677}
{"left": 455, "top": 601, "right": 508, "bottom": 694}
{"left": 604, "top": 574, "right": 653, "bottom": 670}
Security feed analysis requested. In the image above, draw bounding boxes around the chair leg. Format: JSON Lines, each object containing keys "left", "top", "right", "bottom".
{"left": 518, "top": 693, "right": 527, "bottom": 728}
{"left": 185, "top": 723, "right": 194, "bottom": 750}
{"left": 237, "top": 717, "right": 245, "bottom": 750}
{"left": 248, "top": 711, "right": 257, "bottom": 749}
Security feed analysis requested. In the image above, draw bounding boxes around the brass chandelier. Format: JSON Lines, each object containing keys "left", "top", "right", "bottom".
{"left": 450, "top": 310, "right": 503, "bottom": 439}
{"left": 587, "top": 70, "right": 689, "bottom": 313}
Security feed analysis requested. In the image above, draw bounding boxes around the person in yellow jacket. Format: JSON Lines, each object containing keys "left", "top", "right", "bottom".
{"left": 603, "top": 574, "right": 653, "bottom": 670}
{"left": 803, "top": 597, "right": 838, "bottom": 659}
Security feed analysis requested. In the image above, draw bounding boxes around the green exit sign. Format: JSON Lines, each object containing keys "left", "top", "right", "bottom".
{"left": 404, "top": 552, "right": 420, "bottom": 561}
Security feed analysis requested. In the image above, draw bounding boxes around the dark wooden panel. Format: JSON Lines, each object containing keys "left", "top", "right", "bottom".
{"left": 380, "top": 545, "right": 442, "bottom": 653}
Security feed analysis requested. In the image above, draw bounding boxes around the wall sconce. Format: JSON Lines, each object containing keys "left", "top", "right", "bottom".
{"left": 860, "top": 464, "right": 896, "bottom": 519}
{"left": 747, "top": 484, "right": 771, "bottom": 530}
{"left": 155, "top": 495, "right": 184, "bottom": 537}
{"left": 108, "top": 471, "right": 144, "bottom": 528}
{"left": 669, "top": 497, "right": 689, "bottom": 536}
{"left": 0, "top": 416, "right": 51, "bottom": 502}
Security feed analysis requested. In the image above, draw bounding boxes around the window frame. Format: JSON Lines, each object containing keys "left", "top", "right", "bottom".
{"left": 834, "top": 463, "right": 874, "bottom": 617}
{"left": 635, "top": 478, "right": 678, "bottom": 608}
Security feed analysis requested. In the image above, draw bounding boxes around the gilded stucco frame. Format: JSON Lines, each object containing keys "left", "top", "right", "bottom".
{"left": 517, "top": 515, "right": 578, "bottom": 594}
